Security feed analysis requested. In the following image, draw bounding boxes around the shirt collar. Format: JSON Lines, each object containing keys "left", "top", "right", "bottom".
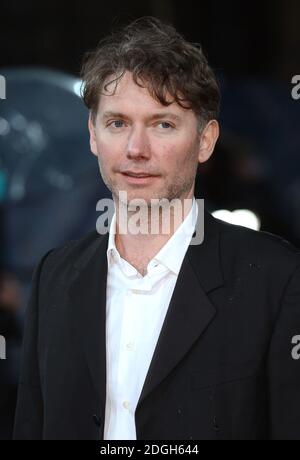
{"left": 107, "top": 208, "right": 120, "bottom": 266}
{"left": 150, "top": 197, "right": 198, "bottom": 275}
{"left": 107, "top": 197, "right": 198, "bottom": 276}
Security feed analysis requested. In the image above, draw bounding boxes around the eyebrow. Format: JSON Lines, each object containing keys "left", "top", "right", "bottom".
{"left": 101, "top": 111, "right": 181, "bottom": 122}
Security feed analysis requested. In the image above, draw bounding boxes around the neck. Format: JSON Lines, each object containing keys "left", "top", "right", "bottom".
{"left": 114, "top": 192, "right": 195, "bottom": 270}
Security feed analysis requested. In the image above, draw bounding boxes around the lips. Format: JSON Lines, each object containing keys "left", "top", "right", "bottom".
{"left": 121, "top": 171, "right": 157, "bottom": 178}
{"left": 120, "top": 171, "right": 159, "bottom": 185}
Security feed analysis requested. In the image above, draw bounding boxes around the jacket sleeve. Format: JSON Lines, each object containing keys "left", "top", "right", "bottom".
{"left": 13, "top": 249, "right": 54, "bottom": 440}
{"left": 267, "top": 262, "right": 300, "bottom": 440}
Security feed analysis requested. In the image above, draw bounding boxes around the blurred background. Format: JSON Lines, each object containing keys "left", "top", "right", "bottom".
{"left": 0, "top": 0, "right": 299, "bottom": 440}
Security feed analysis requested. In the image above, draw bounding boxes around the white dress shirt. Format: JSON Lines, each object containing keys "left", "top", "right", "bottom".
{"left": 103, "top": 197, "right": 198, "bottom": 440}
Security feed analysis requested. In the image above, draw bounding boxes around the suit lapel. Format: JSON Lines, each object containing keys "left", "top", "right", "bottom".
{"left": 136, "top": 209, "right": 224, "bottom": 410}
{"left": 68, "top": 232, "right": 109, "bottom": 410}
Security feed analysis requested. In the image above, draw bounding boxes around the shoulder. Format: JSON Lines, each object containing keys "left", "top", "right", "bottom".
{"left": 210, "top": 214, "right": 300, "bottom": 281}
{"left": 212, "top": 213, "right": 299, "bottom": 259}
{"left": 37, "top": 230, "right": 105, "bottom": 283}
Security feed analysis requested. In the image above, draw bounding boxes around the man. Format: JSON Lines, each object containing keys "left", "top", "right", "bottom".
{"left": 13, "top": 17, "right": 300, "bottom": 440}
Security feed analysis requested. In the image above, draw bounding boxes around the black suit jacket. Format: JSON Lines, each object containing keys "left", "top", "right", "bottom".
{"left": 13, "top": 210, "right": 300, "bottom": 440}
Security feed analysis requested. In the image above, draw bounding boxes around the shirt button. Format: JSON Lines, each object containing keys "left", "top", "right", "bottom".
{"left": 131, "top": 289, "right": 140, "bottom": 294}
{"left": 125, "top": 342, "right": 134, "bottom": 351}
{"left": 123, "top": 400, "right": 130, "bottom": 410}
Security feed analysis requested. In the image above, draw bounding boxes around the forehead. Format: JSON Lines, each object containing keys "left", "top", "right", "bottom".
{"left": 98, "top": 71, "right": 190, "bottom": 117}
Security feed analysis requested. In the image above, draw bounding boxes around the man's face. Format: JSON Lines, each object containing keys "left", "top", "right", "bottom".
{"left": 89, "top": 71, "right": 216, "bottom": 206}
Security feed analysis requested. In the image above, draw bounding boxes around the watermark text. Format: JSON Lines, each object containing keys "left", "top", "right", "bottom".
{"left": 96, "top": 192, "right": 205, "bottom": 245}
{"left": 0, "top": 335, "right": 6, "bottom": 360}
{"left": 291, "top": 75, "right": 300, "bottom": 100}
{"left": 0, "top": 75, "right": 6, "bottom": 100}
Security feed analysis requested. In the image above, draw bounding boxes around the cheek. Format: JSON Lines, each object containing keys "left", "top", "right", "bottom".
{"left": 158, "top": 138, "right": 182, "bottom": 158}
{"left": 98, "top": 132, "right": 127, "bottom": 154}
{"left": 159, "top": 138, "right": 195, "bottom": 169}
{"left": 97, "top": 136, "right": 123, "bottom": 164}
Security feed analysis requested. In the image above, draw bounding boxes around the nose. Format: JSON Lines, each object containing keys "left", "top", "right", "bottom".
{"left": 126, "top": 126, "right": 151, "bottom": 160}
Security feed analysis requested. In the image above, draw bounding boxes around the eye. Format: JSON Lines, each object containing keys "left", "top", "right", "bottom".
{"left": 157, "top": 121, "right": 173, "bottom": 129}
{"left": 108, "top": 120, "right": 125, "bottom": 128}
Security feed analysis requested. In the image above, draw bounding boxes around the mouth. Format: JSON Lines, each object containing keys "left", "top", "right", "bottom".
{"left": 120, "top": 171, "right": 160, "bottom": 185}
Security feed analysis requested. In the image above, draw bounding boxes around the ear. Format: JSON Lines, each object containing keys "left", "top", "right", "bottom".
{"left": 88, "top": 114, "right": 98, "bottom": 156}
{"left": 198, "top": 120, "right": 219, "bottom": 164}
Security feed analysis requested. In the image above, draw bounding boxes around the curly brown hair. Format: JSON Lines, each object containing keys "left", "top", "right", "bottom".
{"left": 80, "top": 16, "right": 220, "bottom": 130}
